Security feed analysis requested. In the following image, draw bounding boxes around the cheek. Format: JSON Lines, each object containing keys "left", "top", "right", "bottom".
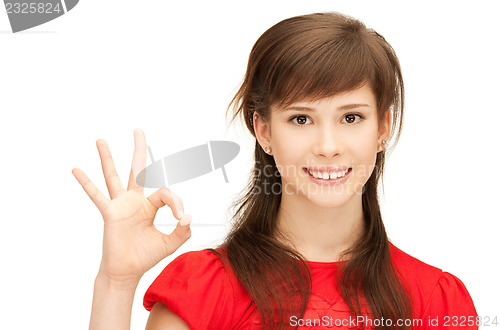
{"left": 272, "top": 129, "right": 306, "bottom": 178}
{"left": 349, "top": 129, "right": 378, "bottom": 178}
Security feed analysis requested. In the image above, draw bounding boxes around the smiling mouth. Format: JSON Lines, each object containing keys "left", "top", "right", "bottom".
{"left": 304, "top": 167, "right": 352, "bottom": 180}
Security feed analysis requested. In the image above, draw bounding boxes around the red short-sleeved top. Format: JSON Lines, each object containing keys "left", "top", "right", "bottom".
{"left": 143, "top": 242, "right": 477, "bottom": 329}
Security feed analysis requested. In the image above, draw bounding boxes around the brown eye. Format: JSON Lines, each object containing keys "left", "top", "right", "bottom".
{"left": 296, "top": 116, "right": 307, "bottom": 124}
{"left": 343, "top": 113, "right": 363, "bottom": 124}
{"left": 289, "top": 115, "right": 311, "bottom": 125}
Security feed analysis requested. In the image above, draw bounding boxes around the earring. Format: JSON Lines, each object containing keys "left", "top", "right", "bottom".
{"left": 378, "top": 140, "right": 386, "bottom": 152}
{"left": 265, "top": 146, "right": 272, "bottom": 155}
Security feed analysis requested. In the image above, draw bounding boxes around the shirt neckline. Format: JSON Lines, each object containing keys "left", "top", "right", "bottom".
{"left": 304, "top": 242, "right": 396, "bottom": 268}
{"left": 305, "top": 259, "right": 347, "bottom": 268}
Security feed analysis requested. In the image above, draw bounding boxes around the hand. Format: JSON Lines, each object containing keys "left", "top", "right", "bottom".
{"left": 72, "top": 129, "right": 191, "bottom": 285}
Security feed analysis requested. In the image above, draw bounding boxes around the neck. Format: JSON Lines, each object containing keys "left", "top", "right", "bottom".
{"left": 275, "top": 192, "right": 366, "bottom": 262}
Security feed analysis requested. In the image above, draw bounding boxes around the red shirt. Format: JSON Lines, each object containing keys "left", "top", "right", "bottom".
{"left": 143, "top": 242, "right": 477, "bottom": 329}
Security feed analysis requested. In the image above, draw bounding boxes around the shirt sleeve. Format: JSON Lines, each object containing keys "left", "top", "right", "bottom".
{"left": 421, "top": 271, "right": 478, "bottom": 329}
{"left": 143, "top": 249, "right": 236, "bottom": 329}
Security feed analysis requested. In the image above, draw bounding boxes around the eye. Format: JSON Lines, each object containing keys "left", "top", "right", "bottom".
{"left": 342, "top": 113, "right": 364, "bottom": 124}
{"left": 289, "top": 115, "right": 311, "bottom": 126}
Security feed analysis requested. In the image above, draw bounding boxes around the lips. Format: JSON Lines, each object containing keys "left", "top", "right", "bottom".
{"left": 304, "top": 166, "right": 351, "bottom": 178}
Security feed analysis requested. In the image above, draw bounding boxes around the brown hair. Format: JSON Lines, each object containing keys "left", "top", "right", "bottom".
{"left": 207, "top": 11, "right": 412, "bottom": 329}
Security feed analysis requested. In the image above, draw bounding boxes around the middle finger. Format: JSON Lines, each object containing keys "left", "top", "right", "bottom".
{"left": 96, "top": 139, "right": 125, "bottom": 199}
{"left": 127, "top": 128, "right": 147, "bottom": 193}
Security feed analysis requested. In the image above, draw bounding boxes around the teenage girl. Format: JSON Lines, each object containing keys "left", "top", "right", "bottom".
{"left": 73, "top": 12, "right": 477, "bottom": 330}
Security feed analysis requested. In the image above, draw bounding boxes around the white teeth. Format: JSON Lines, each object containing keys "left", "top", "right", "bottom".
{"left": 310, "top": 169, "right": 348, "bottom": 180}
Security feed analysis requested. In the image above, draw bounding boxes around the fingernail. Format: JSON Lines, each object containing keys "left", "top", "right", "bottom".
{"left": 180, "top": 214, "right": 191, "bottom": 227}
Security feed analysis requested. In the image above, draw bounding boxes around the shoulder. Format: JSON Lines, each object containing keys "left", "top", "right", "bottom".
{"left": 389, "top": 242, "right": 443, "bottom": 282}
{"left": 154, "top": 248, "right": 228, "bottom": 280}
{"left": 389, "top": 242, "right": 477, "bottom": 321}
{"left": 143, "top": 248, "right": 245, "bottom": 329}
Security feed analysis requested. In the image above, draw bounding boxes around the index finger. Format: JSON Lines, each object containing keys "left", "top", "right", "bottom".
{"left": 127, "top": 128, "right": 147, "bottom": 193}
{"left": 72, "top": 168, "right": 110, "bottom": 213}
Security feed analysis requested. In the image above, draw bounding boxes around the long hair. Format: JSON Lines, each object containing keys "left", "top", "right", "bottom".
{"left": 208, "top": 12, "right": 412, "bottom": 329}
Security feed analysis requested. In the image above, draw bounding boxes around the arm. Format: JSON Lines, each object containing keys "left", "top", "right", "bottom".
{"left": 73, "top": 129, "right": 191, "bottom": 330}
{"left": 89, "top": 273, "right": 139, "bottom": 330}
{"left": 89, "top": 273, "right": 190, "bottom": 330}
{"left": 146, "top": 302, "right": 190, "bottom": 329}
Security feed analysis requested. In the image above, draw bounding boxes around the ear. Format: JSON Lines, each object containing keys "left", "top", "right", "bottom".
{"left": 253, "top": 113, "right": 272, "bottom": 151}
{"left": 378, "top": 110, "right": 392, "bottom": 143}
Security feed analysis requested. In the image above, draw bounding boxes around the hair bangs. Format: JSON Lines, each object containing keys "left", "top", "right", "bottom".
{"left": 264, "top": 25, "right": 377, "bottom": 111}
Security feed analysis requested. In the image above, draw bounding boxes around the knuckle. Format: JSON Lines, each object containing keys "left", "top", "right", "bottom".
{"left": 159, "top": 187, "right": 171, "bottom": 195}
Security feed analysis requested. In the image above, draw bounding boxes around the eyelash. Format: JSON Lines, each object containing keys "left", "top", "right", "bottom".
{"left": 288, "top": 113, "right": 365, "bottom": 126}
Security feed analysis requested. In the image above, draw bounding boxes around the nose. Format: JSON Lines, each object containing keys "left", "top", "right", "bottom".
{"left": 312, "top": 125, "right": 343, "bottom": 158}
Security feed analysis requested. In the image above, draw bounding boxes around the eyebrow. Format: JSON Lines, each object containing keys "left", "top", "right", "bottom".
{"left": 281, "top": 103, "right": 371, "bottom": 112}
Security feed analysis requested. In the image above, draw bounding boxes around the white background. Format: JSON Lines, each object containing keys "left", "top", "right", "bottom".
{"left": 1, "top": 1, "right": 499, "bottom": 329}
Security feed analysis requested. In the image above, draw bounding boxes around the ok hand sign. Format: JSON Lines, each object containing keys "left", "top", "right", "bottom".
{"left": 72, "top": 129, "right": 191, "bottom": 285}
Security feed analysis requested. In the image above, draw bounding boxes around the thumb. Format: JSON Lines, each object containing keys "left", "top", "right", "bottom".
{"left": 163, "top": 214, "right": 192, "bottom": 255}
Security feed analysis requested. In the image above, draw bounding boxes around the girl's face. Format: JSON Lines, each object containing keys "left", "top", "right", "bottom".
{"left": 254, "top": 84, "right": 391, "bottom": 208}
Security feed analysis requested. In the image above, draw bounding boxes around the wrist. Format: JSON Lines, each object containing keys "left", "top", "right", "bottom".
{"left": 95, "top": 271, "right": 141, "bottom": 291}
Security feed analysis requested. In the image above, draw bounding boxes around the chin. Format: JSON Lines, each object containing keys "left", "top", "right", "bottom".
{"left": 304, "top": 191, "right": 354, "bottom": 209}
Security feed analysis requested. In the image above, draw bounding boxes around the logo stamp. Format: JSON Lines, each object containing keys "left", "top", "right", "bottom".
{"left": 4, "top": 0, "right": 79, "bottom": 33}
